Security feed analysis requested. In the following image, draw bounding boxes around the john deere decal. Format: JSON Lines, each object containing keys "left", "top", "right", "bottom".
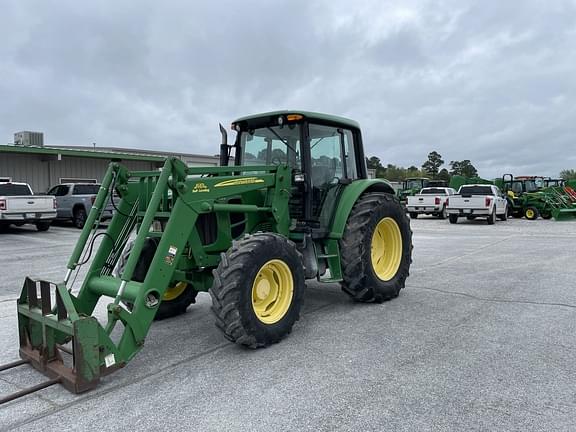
{"left": 192, "top": 182, "right": 210, "bottom": 193}
{"left": 215, "top": 177, "right": 265, "bottom": 187}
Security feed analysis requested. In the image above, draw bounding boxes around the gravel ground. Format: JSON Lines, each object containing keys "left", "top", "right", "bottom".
{"left": 0, "top": 217, "right": 575, "bottom": 431}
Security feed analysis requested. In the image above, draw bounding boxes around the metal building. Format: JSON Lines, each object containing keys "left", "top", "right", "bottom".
{"left": 0, "top": 143, "right": 218, "bottom": 193}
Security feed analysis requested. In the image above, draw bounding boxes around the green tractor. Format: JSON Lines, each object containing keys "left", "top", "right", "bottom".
{"left": 497, "top": 174, "right": 575, "bottom": 220}
{"left": 1, "top": 111, "right": 413, "bottom": 402}
{"left": 498, "top": 174, "right": 545, "bottom": 219}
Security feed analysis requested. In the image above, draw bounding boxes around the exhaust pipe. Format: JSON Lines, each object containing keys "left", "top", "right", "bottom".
{"left": 219, "top": 123, "right": 229, "bottom": 167}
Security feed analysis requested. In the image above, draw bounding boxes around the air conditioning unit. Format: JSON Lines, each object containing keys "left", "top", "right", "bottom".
{"left": 14, "top": 131, "right": 44, "bottom": 147}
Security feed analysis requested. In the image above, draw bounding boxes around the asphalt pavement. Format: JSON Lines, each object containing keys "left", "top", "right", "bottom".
{"left": 0, "top": 217, "right": 575, "bottom": 431}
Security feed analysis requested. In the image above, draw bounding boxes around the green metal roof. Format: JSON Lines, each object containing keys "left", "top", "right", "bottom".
{"left": 232, "top": 110, "right": 360, "bottom": 129}
{"left": 0, "top": 144, "right": 165, "bottom": 162}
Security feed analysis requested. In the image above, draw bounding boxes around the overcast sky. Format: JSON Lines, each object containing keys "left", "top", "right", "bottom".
{"left": 1, "top": 0, "right": 575, "bottom": 178}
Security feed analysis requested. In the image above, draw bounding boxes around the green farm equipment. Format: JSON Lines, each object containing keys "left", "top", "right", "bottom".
{"left": 0, "top": 111, "right": 413, "bottom": 403}
{"left": 498, "top": 174, "right": 541, "bottom": 219}
{"left": 540, "top": 187, "right": 576, "bottom": 220}
{"left": 498, "top": 174, "right": 576, "bottom": 220}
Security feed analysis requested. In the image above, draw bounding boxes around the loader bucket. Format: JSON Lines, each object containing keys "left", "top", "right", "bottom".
{"left": 12, "top": 277, "right": 123, "bottom": 396}
{"left": 552, "top": 207, "right": 576, "bottom": 221}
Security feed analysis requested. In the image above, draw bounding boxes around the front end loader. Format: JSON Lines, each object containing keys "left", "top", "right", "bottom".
{"left": 1, "top": 111, "right": 413, "bottom": 403}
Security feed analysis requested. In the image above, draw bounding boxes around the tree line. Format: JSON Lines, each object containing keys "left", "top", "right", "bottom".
{"left": 366, "top": 151, "right": 478, "bottom": 182}
{"left": 367, "top": 151, "right": 576, "bottom": 182}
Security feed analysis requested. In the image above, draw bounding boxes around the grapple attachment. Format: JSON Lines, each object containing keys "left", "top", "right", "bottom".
{"left": 11, "top": 277, "right": 123, "bottom": 396}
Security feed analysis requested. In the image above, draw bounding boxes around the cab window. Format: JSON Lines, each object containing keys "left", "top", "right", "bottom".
{"left": 240, "top": 125, "right": 301, "bottom": 168}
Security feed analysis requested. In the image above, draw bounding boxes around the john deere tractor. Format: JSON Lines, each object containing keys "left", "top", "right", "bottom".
{"left": 1, "top": 111, "right": 412, "bottom": 402}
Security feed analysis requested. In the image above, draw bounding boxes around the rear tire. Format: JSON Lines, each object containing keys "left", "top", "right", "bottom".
{"left": 210, "top": 233, "right": 305, "bottom": 348}
{"left": 487, "top": 209, "right": 496, "bottom": 225}
{"left": 116, "top": 238, "right": 198, "bottom": 320}
{"left": 449, "top": 214, "right": 459, "bottom": 224}
{"left": 438, "top": 206, "right": 447, "bottom": 219}
{"left": 36, "top": 221, "right": 51, "bottom": 231}
{"left": 340, "top": 193, "right": 412, "bottom": 303}
{"left": 73, "top": 207, "right": 87, "bottom": 229}
{"left": 409, "top": 212, "right": 418, "bottom": 219}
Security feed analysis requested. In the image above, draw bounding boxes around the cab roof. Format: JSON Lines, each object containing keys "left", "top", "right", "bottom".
{"left": 232, "top": 110, "right": 360, "bottom": 129}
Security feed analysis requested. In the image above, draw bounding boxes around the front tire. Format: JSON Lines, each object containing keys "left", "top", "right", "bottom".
{"left": 210, "top": 233, "right": 305, "bottom": 348}
{"left": 409, "top": 212, "right": 418, "bottom": 219}
{"left": 524, "top": 207, "right": 539, "bottom": 220}
{"left": 340, "top": 193, "right": 412, "bottom": 303}
{"left": 449, "top": 214, "right": 459, "bottom": 224}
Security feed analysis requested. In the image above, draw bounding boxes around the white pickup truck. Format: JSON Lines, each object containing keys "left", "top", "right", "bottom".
{"left": 406, "top": 187, "right": 457, "bottom": 219}
{"left": 447, "top": 184, "right": 508, "bottom": 225}
{"left": 0, "top": 182, "right": 57, "bottom": 231}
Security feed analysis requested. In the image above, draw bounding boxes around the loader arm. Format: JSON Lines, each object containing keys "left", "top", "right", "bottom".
{"left": 7, "top": 158, "right": 292, "bottom": 397}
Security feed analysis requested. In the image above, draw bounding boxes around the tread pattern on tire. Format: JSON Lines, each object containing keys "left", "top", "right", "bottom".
{"left": 210, "top": 232, "right": 305, "bottom": 349}
{"left": 340, "top": 192, "right": 413, "bottom": 303}
{"left": 115, "top": 238, "right": 197, "bottom": 320}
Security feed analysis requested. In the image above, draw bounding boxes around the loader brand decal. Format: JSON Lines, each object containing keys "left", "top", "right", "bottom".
{"left": 165, "top": 245, "right": 178, "bottom": 265}
{"left": 192, "top": 182, "right": 210, "bottom": 193}
{"left": 214, "top": 177, "right": 265, "bottom": 188}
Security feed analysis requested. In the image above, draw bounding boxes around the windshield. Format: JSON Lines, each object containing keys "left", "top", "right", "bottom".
{"left": 405, "top": 179, "right": 426, "bottom": 189}
{"left": 524, "top": 180, "right": 538, "bottom": 192}
{"left": 420, "top": 188, "right": 448, "bottom": 195}
{"left": 0, "top": 184, "right": 32, "bottom": 196}
{"left": 73, "top": 184, "right": 100, "bottom": 195}
{"left": 240, "top": 125, "right": 301, "bottom": 168}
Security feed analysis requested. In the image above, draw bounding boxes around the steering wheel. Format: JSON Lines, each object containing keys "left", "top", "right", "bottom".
{"left": 271, "top": 157, "right": 283, "bottom": 166}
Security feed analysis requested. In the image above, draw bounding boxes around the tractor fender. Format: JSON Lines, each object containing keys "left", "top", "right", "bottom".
{"left": 328, "top": 179, "right": 395, "bottom": 239}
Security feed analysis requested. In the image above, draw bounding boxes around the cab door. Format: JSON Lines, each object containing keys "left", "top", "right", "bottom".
{"left": 307, "top": 123, "right": 358, "bottom": 229}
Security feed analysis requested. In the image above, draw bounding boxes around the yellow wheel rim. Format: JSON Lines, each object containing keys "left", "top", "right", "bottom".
{"left": 163, "top": 281, "right": 187, "bottom": 301}
{"left": 526, "top": 209, "right": 534, "bottom": 219}
{"left": 371, "top": 217, "right": 403, "bottom": 281}
{"left": 251, "top": 259, "right": 294, "bottom": 324}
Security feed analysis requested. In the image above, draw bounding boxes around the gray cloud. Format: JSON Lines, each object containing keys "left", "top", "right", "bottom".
{"left": 1, "top": 0, "right": 575, "bottom": 177}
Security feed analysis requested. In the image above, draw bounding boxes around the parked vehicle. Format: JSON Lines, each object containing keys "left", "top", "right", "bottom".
{"left": 0, "top": 182, "right": 56, "bottom": 231}
{"left": 397, "top": 177, "right": 430, "bottom": 206}
{"left": 47, "top": 183, "right": 114, "bottom": 228}
{"left": 447, "top": 184, "right": 508, "bottom": 224}
{"left": 406, "top": 187, "right": 456, "bottom": 219}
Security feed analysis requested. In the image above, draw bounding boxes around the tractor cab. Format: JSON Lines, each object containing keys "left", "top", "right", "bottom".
{"left": 223, "top": 111, "right": 374, "bottom": 230}
{"left": 403, "top": 177, "right": 430, "bottom": 191}
{"left": 501, "top": 174, "right": 539, "bottom": 196}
